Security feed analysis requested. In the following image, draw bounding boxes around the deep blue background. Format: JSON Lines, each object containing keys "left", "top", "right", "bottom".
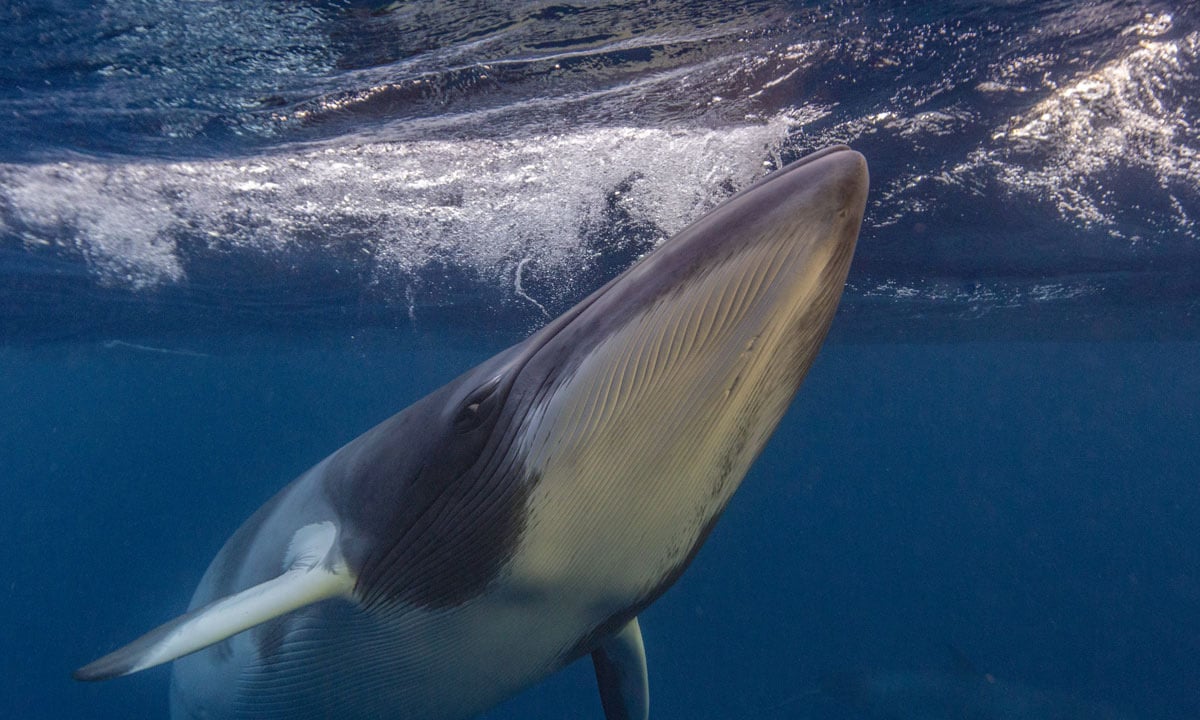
{"left": 2, "top": 1, "right": 1199, "bottom": 719}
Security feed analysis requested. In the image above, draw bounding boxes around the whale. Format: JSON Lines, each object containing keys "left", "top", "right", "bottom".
{"left": 74, "top": 145, "right": 869, "bottom": 720}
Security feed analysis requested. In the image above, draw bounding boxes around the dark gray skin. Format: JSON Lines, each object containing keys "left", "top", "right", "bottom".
{"left": 76, "top": 145, "right": 869, "bottom": 720}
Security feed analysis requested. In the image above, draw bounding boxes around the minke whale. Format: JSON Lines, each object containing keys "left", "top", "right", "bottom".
{"left": 75, "top": 145, "right": 869, "bottom": 720}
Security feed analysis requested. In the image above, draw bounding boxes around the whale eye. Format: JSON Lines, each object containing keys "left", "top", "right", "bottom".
{"left": 453, "top": 377, "right": 501, "bottom": 434}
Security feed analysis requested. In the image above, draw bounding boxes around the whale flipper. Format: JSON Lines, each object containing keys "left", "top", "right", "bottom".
{"left": 74, "top": 522, "right": 354, "bottom": 681}
{"left": 591, "top": 617, "right": 649, "bottom": 720}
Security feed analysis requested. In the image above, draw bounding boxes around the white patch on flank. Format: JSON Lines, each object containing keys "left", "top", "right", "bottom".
{"left": 126, "top": 521, "right": 354, "bottom": 676}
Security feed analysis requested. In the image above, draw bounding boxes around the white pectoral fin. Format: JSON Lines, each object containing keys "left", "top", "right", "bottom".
{"left": 74, "top": 521, "right": 355, "bottom": 682}
{"left": 591, "top": 616, "right": 649, "bottom": 720}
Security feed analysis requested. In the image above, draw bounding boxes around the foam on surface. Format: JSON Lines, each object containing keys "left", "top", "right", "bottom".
{"left": 1, "top": 120, "right": 796, "bottom": 292}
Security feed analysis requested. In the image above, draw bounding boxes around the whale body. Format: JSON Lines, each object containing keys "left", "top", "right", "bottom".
{"left": 75, "top": 145, "right": 869, "bottom": 720}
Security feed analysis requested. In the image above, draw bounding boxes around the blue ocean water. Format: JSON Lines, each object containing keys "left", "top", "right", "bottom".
{"left": 1, "top": 1, "right": 1197, "bottom": 719}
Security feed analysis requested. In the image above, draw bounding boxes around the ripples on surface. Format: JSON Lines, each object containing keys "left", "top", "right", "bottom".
{"left": 0, "top": 0, "right": 1197, "bottom": 340}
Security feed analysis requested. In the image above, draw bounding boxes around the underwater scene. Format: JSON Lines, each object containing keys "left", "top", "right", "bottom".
{"left": 2, "top": 1, "right": 1198, "bottom": 719}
